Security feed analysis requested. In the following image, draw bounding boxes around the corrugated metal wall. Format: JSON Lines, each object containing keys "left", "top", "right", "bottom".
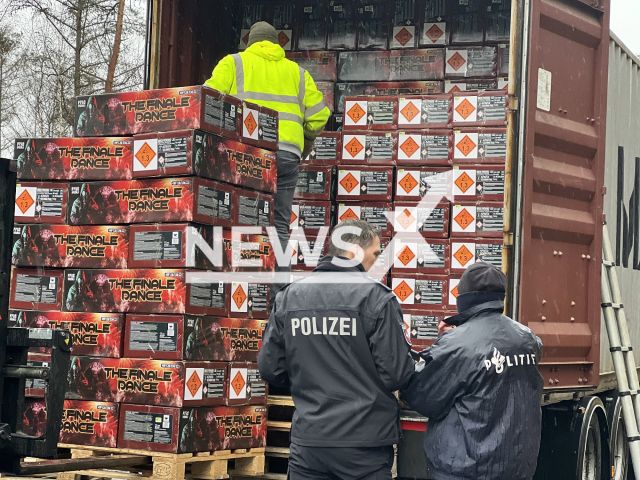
{"left": 601, "top": 33, "right": 640, "bottom": 375}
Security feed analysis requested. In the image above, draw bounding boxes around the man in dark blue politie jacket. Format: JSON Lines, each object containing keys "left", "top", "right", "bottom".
{"left": 258, "top": 219, "right": 414, "bottom": 480}
{"left": 402, "top": 262, "right": 544, "bottom": 480}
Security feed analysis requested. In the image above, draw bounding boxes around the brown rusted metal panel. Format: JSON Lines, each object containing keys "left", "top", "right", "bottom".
{"left": 519, "top": 0, "right": 609, "bottom": 390}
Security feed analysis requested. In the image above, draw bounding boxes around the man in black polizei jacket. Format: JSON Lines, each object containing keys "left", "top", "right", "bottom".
{"left": 258, "top": 219, "right": 414, "bottom": 480}
{"left": 402, "top": 262, "right": 544, "bottom": 480}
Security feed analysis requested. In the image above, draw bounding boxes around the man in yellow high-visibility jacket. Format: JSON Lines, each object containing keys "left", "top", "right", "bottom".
{"left": 205, "top": 21, "right": 331, "bottom": 300}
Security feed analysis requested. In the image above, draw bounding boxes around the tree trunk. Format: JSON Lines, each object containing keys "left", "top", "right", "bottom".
{"left": 74, "top": 0, "right": 84, "bottom": 96}
{"left": 105, "top": 0, "right": 126, "bottom": 93}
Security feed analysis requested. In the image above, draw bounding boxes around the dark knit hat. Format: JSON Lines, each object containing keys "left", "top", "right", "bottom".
{"left": 248, "top": 22, "right": 279, "bottom": 47}
{"left": 458, "top": 261, "right": 507, "bottom": 295}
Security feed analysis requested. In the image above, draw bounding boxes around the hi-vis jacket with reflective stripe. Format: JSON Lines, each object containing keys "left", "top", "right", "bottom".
{"left": 205, "top": 41, "right": 331, "bottom": 158}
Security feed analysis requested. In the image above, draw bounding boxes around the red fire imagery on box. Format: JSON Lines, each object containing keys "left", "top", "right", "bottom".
{"left": 341, "top": 132, "right": 397, "bottom": 166}
{"left": 450, "top": 238, "right": 504, "bottom": 273}
{"left": 60, "top": 400, "right": 119, "bottom": 447}
{"left": 395, "top": 167, "right": 452, "bottom": 202}
{"left": 21, "top": 398, "right": 47, "bottom": 437}
{"left": 343, "top": 96, "right": 398, "bottom": 131}
{"left": 295, "top": 165, "right": 337, "bottom": 201}
{"left": 286, "top": 51, "right": 338, "bottom": 82}
{"left": 124, "top": 315, "right": 266, "bottom": 362}
{"left": 290, "top": 201, "right": 335, "bottom": 233}
{"left": 391, "top": 237, "right": 450, "bottom": 274}
{"left": 9, "top": 310, "right": 124, "bottom": 357}
{"left": 66, "top": 357, "right": 229, "bottom": 407}
{"left": 401, "top": 309, "right": 452, "bottom": 348}
{"left": 397, "top": 95, "right": 453, "bottom": 130}
{"left": 337, "top": 203, "right": 393, "bottom": 237}
{"left": 12, "top": 225, "right": 129, "bottom": 269}
{"left": 14, "top": 137, "right": 133, "bottom": 181}
{"left": 226, "top": 363, "right": 267, "bottom": 406}
{"left": 451, "top": 165, "right": 505, "bottom": 201}
{"left": 131, "top": 130, "right": 277, "bottom": 194}
{"left": 453, "top": 128, "right": 507, "bottom": 164}
{"left": 396, "top": 131, "right": 453, "bottom": 166}
{"left": 452, "top": 91, "right": 508, "bottom": 127}
{"left": 391, "top": 274, "right": 448, "bottom": 310}
{"left": 10, "top": 268, "right": 64, "bottom": 311}
{"left": 74, "top": 86, "right": 242, "bottom": 140}
{"left": 117, "top": 404, "right": 267, "bottom": 453}
{"left": 450, "top": 202, "right": 504, "bottom": 238}
{"left": 393, "top": 202, "right": 451, "bottom": 239}
{"left": 336, "top": 166, "right": 393, "bottom": 202}
{"left": 14, "top": 182, "right": 68, "bottom": 224}
{"left": 304, "top": 132, "right": 342, "bottom": 165}
{"left": 66, "top": 177, "right": 245, "bottom": 227}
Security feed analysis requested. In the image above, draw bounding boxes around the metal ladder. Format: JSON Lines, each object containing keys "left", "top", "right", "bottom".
{"left": 602, "top": 222, "right": 640, "bottom": 478}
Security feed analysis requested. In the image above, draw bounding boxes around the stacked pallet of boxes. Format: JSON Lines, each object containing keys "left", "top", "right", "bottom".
{"left": 9, "top": 85, "right": 279, "bottom": 460}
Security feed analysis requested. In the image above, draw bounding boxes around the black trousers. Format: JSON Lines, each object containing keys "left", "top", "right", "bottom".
{"left": 288, "top": 444, "right": 394, "bottom": 480}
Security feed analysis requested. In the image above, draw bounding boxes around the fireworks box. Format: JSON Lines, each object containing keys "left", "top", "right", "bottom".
{"left": 229, "top": 279, "right": 271, "bottom": 319}
{"left": 21, "top": 398, "right": 47, "bottom": 437}
{"left": 485, "top": 0, "right": 511, "bottom": 43}
{"left": 336, "top": 166, "right": 393, "bottom": 201}
{"left": 238, "top": 1, "right": 270, "bottom": 50}
{"left": 395, "top": 167, "right": 452, "bottom": 201}
{"left": 451, "top": 165, "right": 505, "bottom": 201}
{"left": 14, "top": 182, "right": 68, "bottom": 224}
{"left": 286, "top": 51, "right": 337, "bottom": 82}
{"left": 10, "top": 268, "right": 64, "bottom": 312}
{"left": 226, "top": 363, "right": 267, "bottom": 406}
{"left": 390, "top": 0, "right": 419, "bottom": 49}
{"left": 498, "top": 78, "right": 509, "bottom": 90}
{"left": 450, "top": 0, "right": 484, "bottom": 45}
{"left": 125, "top": 315, "right": 266, "bottom": 362}
{"left": 222, "top": 229, "right": 275, "bottom": 273}
{"left": 333, "top": 113, "right": 344, "bottom": 131}
{"left": 358, "top": 0, "right": 389, "bottom": 50}
{"left": 421, "top": 0, "right": 448, "bottom": 47}
{"left": 337, "top": 49, "right": 445, "bottom": 82}
{"left": 25, "top": 353, "right": 50, "bottom": 397}
{"left": 327, "top": 0, "right": 358, "bottom": 50}
{"left": 402, "top": 309, "right": 449, "bottom": 348}
{"left": 343, "top": 96, "right": 398, "bottom": 131}
{"left": 237, "top": 189, "right": 275, "bottom": 229}
{"left": 449, "top": 274, "right": 462, "bottom": 309}
{"left": 271, "top": 2, "right": 296, "bottom": 50}
{"left": 131, "top": 130, "right": 277, "bottom": 194}
{"left": 304, "top": 132, "right": 342, "bottom": 165}
{"left": 342, "top": 132, "right": 397, "bottom": 166}
{"left": 391, "top": 237, "right": 450, "bottom": 275}
{"left": 117, "top": 404, "right": 267, "bottom": 453}
{"left": 453, "top": 129, "right": 507, "bottom": 164}
{"left": 12, "top": 225, "right": 129, "bottom": 269}
{"left": 74, "top": 86, "right": 243, "bottom": 139}
{"left": 66, "top": 178, "right": 238, "bottom": 227}
{"left": 240, "top": 102, "right": 279, "bottom": 151}
{"left": 397, "top": 95, "right": 452, "bottom": 129}
{"left": 335, "top": 82, "right": 444, "bottom": 113}
{"left": 391, "top": 274, "right": 448, "bottom": 310}
{"left": 290, "top": 201, "right": 335, "bottom": 233}
{"left": 60, "top": 400, "right": 119, "bottom": 447}
{"left": 317, "top": 82, "right": 335, "bottom": 113}
{"left": 298, "top": 0, "right": 328, "bottom": 50}
{"left": 396, "top": 130, "right": 453, "bottom": 166}
{"left": 295, "top": 165, "right": 337, "bottom": 200}
{"left": 445, "top": 78, "right": 499, "bottom": 93}
{"left": 452, "top": 91, "right": 508, "bottom": 127}
{"left": 446, "top": 46, "right": 498, "bottom": 79}
{"left": 8, "top": 310, "right": 124, "bottom": 357}
{"left": 290, "top": 234, "right": 327, "bottom": 271}
{"left": 337, "top": 202, "right": 392, "bottom": 237}
{"left": 61, "top": 269, "right": 232, "bottom": 316}
{"left": 451, "top": 202, "right": 504, "bottom": 238}
{"left": 14, "top": 137, "right": 133, "bottom": 181}
{"left": 450, "top": 238, "right": 504, "bottom": 273}
{"left": 393, "top": 202, "right": 450, "bottom": 238}
{"left": 66, "top": 356, "right": 229, "bottom": 407}
{"left": 498, "top": 44, "right": 510, "bottom": 77}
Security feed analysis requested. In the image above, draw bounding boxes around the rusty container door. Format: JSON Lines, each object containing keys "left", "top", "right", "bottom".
{"left": 516, "top": 0, "right": 610, "bottom": 390}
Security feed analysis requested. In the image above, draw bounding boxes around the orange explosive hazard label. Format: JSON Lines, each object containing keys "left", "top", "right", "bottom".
{"left": 233, "top": 285, "right": 247, "bottom": 309}
{"left": 339, "top": 172, "right": 359, "bottom": 193}
{"left": 290, "top": 210, "right": 298, "bottom": 225}
{"left": 456, "top": 135, "right": 477, "bottom": 157}
{"left": 455, "top": 98, "right": 476, "bottom": 120}
{"left": 339, "top": 208, "right": 359, "bottom": 221}
{"left": 454, "top": 208, "right": 474, "bottom": 230}
{"left": 278, "top": 31, "right": 290, "bottom": 47}
{"left": 16, "top": 190, "right": 35, "bottom": 214}
{"left": 347, "top": 103, "right": 366, "bottom": 124}
{"left": 135, "top": 142, "right": 156, "bottom": 168}
{"left": 345, "top": 137, "right": 365, "bottom": 158}
{"left": 400, "top": 137, "right": 420, "bottom": 157}
{"left": 244, "top": 112, "right": 258, "bottom": 136}
{"left": 397, "top": 208, "right": 416, "bottom": 230}
{"left": 186, "top": 370, "right": 202, "bottom": 397}
{"left": 425, "top": 23, "right": 444, "bottom": 43}
{"left": 393, "top": 280, "right": 414, "bottom": 301}
{"left": 397, "top": 246, "right": 416, "bottom": 266}
{"left": 395, "top": 27, "right": 413, "bottom": 46}
{"left": 448, "top": 52, "right": 466, "bottom": 71}
{"left": 400, "top": 102, "right": 420, "bottom": 123}
{"left": 453, "top": 245, "right": 473, "bottom": 267}
{"left": 449, "top": 85, "right": 461, "bottom": 93}
{"left": 455, "top": 172, "right": 474, "bottom": 193}
{"left": 232, "top": 371, "right": 246, "bottom": 396}
{"left": 451, "top": 284, "right": 459, "bottom": 298}
{"left": 399, "top": 172, "right": 418, "bottom": 194}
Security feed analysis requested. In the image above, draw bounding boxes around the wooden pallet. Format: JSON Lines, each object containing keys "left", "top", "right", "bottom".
{"left": 55, "top": 444, "right": 265, "bottom": 480}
